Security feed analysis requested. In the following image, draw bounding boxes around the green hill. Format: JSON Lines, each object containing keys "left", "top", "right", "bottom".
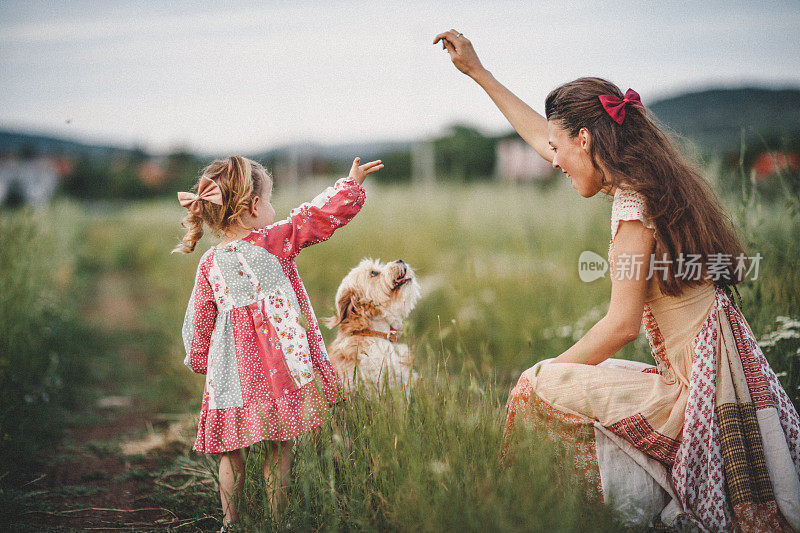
{"left": 648, "top": 87, "right": 800, "bottom": 154}
{"left": 0, "top": 129, "right": 142, "bottom": 159}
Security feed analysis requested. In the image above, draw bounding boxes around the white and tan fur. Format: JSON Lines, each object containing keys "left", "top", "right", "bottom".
{"left": 326, "top": 258, "right": 421, "bottom": 397}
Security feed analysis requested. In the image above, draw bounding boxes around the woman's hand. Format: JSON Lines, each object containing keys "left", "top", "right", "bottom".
{"left": 433, "top": 29, "right": 487, "bottom": 79}
{"left": 349, "top": 157, "right": 383, "bottom": 185}
{"left": 432, "top": 29, "right": 552, "bottom": 162}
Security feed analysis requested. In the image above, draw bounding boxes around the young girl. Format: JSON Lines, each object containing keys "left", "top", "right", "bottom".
{"left": 435, "top": 30, "right": 800, "bottom": 530}
{"left": 176, "top": 155, "right": 383, "bottom": 530}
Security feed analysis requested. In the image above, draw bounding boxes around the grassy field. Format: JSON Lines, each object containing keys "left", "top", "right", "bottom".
{"left": 3, "top": 171, "right": 800, "bottom": 531}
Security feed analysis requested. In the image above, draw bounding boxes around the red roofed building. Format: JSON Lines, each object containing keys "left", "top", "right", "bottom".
{"left": 752, "top": 151, "right": 800, "bottom": 181}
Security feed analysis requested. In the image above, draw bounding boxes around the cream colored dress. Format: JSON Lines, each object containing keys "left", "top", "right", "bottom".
{"left": 502, "top": 188, "right": 800, "bottom": 531}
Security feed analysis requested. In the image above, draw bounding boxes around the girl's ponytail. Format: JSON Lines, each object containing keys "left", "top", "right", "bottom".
{"left": 173, "top": 211, "right": 205, "bottom": 254}
{"left": 226, "top": 156, "right": 254, "bottom": 232}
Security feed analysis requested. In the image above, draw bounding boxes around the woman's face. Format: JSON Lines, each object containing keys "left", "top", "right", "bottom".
{"left": 547, "top": 120, "right": 605, "bottom": 197}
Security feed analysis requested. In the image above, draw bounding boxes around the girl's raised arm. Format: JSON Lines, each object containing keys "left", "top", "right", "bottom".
{"left": 434, "top": 30, "right": 552, "bottom": 163}
{"left": 244, "top": 158, "right": 380, "bottom": 258}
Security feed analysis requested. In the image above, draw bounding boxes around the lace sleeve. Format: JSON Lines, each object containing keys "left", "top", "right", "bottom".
{"left": 610, "top": 188, "right": 655, "bottom": 240}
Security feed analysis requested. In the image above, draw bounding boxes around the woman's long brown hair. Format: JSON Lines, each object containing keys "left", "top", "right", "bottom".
{"left": 545, "top": 77, "right": 746, "bottom": 296}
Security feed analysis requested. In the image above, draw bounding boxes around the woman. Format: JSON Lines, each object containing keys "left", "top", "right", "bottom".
{"left": 434, "top": 29, "right": 800, "bottom": 531}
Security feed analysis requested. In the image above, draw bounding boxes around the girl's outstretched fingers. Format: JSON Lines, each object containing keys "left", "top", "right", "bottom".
{"left": 350, "top": 158, "right": 384, "bottom": 184}
{"left": 362, "top": 160, "right": 384, "bottom": 175}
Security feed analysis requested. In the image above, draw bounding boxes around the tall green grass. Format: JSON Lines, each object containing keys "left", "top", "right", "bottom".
{"left": 75, "top": 180, "right": 629, "bottom": 415}
{"left": 0, "top": 202, "right": 94, "bottom": 478}
{"left": 79, "top": 174, "right": 800, "bottom": 529}
{"left": 225, "top": 354, "right": 621, "bottom": 532}
{"left": 2, "top": 168, "right": 798, "bottom": 529}
{"left": 74, "top": 176, "right": 799, "bottom": 407}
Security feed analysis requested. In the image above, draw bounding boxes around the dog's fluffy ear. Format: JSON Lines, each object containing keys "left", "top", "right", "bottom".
{"left": 325, "top": 286, "right": 374, "bottom": 329}
{"left": 325, "top": 288, "right": 354, "bottom": 329}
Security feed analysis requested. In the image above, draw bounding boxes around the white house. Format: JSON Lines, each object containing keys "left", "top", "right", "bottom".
{"left": 0, "top": 158, "right": 59, "bottom": 206}
{"left": 494, "top": 138, "right": 553, "bottom": 182}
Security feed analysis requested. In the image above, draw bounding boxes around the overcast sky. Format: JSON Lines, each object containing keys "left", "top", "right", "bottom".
{"left": 1, "top": 0, "right": 799, "bottom": 155}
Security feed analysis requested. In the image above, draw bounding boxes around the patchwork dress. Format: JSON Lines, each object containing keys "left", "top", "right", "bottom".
{"left": 182, "top": 177, "right": 365, "bottom": 453}
{"left": 502, "top": 188, "right": 800, "bottom": 531}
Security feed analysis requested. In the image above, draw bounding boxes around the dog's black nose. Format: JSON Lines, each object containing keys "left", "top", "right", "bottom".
{"left": 396, "top": 259, "right": 405, "bottom": 264}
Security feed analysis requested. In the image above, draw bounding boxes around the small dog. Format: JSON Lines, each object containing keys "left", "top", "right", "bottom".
{"left": 327, "top": 258, "right": 421, "bottom": 396}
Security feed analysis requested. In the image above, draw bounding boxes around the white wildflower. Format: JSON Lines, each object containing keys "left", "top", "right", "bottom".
{"left": 430, "top": 460, "right": 449, "bottom": 476}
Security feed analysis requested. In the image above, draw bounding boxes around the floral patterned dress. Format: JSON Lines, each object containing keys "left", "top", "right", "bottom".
{"left": 182, "top": 177, "right": 365, "bottom": 453}
{"left": 502, "top": 188, "right": 800, "bottom": 531}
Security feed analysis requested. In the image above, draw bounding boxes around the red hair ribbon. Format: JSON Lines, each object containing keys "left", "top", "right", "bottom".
{"left": 598, "top": 88, "right": 643, "bottom": 125}
{"left": 177, "top": 176, "right": 223, "bottom": 215}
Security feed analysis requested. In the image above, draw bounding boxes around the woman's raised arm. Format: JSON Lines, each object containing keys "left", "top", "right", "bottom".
{"left": 434, "top": 29, "right": 552, "bottom": 163}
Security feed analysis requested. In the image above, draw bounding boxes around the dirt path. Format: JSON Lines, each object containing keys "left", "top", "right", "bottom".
{"left": 16, "top": 272, "right": 219, "bottom": 532}
{"left": 19, "top": 399, "right": 218, "bottom": 531}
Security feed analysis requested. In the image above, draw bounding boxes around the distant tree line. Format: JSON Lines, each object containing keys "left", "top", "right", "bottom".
{"left": 4, "top": 84, "right": 800, "bottom": 202}
{"left": 4, "top": 125, "right": 507, "bottom": 201}
{"left": 62, "top": 148, "right": 203, "bottom": 199}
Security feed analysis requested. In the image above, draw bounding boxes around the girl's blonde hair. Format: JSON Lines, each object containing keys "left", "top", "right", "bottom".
{"left": 173, "top": 155, "right": 272, "bottom": 254}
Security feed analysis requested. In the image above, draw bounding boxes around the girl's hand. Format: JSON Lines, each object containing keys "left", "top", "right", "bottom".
{"left": 349, "top": 157, "right": 383, "bottom": 185}
{"left": 433, "top": 29, "right": 486, "bottom": 79}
